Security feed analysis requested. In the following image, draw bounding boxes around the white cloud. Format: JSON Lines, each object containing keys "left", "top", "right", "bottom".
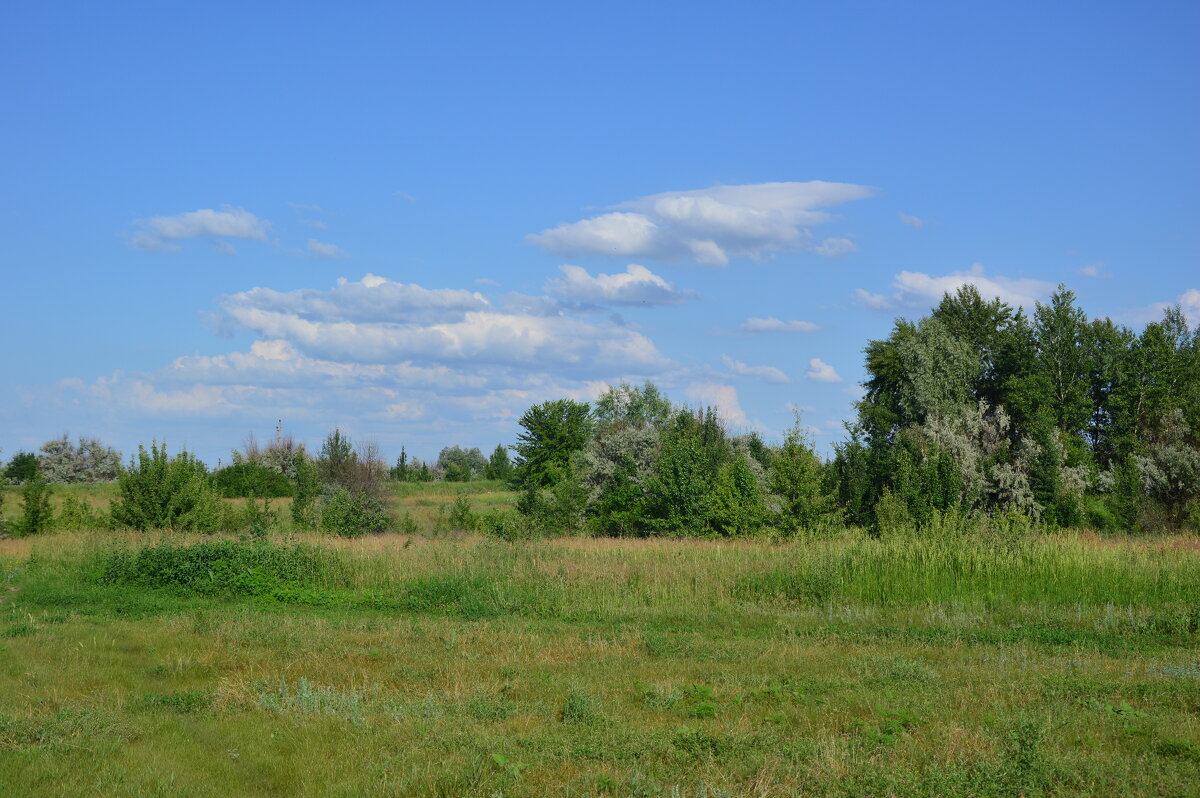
{"left": 741, "top": 317, "right": 819, "bottom": 333}
{"left": 684, "top": 382, "right": 750, "bottom": 428}
{"left": 131, "top": 206, "right": 270, "bottom": 251}
{"left": 814, "top": 237, "right": 858, "bottom": 257}
{"left": 855, "top": 264, "right": 1055, "bottom": 310}
{"left": 545, "top": 264, "right": 697, "bottom": 306}
{"left": 899, "top": 212, "right": 925, "bottom": 228}
{"left": 218, "top": 274, "right": 669, "bottom": 374}
{"left": 221, "top": 273, "right": 489, "bottom": 325}
{"left": 805, "top": 358, "right": 842, "bottom": 383}
{"left": 302, "top": 219, "right": 328, "bottom": 230}
{"left": 307, "top": 238, "right": 348, "bottom": 259}
{"left": 852, "top": 288, "right": 895, "bottom": 310}
{"left": 1133, "top": 289, "right": 1200, "bottom": 328}
{"left": 721, "top": 355, "right": 789, "bottom": 384}
{"left": 527, "top": 181, "right": 874, "bottom": 266}
{"left": 1078, "top": 261, "right": 1108, "bottom": 278}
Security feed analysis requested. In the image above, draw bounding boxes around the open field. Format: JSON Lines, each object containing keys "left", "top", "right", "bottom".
{"left": 0, "top": 516, "right": 1198, "bottom": 796}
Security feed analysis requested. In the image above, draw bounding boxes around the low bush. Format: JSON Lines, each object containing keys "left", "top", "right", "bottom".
{"left": 93, "top": 540, "right": 342, "bottom": 596}
{"left": 212, "top": 461, "right": 294, "bottom": 498}
{"left": 319, "top": 488, "right": 391, "bottom": 537}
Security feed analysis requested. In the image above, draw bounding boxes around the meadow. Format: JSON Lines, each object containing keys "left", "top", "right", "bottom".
{"left": 0, "top": 483, "right": 1198, "bottom": 797}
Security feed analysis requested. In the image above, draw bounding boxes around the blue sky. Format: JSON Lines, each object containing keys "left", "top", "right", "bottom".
{"left": 2, "top": 0, "right": 1197, "bottom": 466}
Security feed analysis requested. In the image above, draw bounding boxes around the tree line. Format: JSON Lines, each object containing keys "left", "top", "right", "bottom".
{"left": 3, "top": 283, "right": 1197, "bottom": 537}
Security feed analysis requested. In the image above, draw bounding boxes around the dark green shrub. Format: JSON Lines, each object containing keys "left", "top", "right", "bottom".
{"left": 318, "top": 488, "right": 391, "bottom": 537}
{"left": 14, "top": 474, "right": 53, "bottom": 536}
{"left": 291, "top": 455, "right": 321, "bottom": 528}
{"left": 109, "top": 443, "right": 221, "bottom": 531}
{"left": 4, "top": 451, "right": 39, "bottom": 484}
{"left": 212, "top": 461, "right": 294, "bottom": 498}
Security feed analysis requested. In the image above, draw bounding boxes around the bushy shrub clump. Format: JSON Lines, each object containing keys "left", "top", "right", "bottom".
{"left": 3, "top": 451, "right": 39, "bottom": 484}
{"left": 109, "top": 443, "right": 222, "bottom": 532}
{"left": 94, "top": 540, "right": 340, "bottom": 596}
{"left": 318, "top": 488, "right": 391, "bottom": 538}
{"left": 12, "top": 474, "right": 53, "bottom": 537}
{"left": 212, "top": 460, "right": 294, "bottom": 498}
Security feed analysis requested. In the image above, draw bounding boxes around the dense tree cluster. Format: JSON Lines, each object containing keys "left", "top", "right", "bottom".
{"left": 509, "top": 383, "right": 835, "bottom": 537}
{"left": 838, "top": 285, "right": 1200, "bottom": 531}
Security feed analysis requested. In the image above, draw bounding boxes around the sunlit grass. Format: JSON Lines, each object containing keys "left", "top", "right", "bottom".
{"left": 1, "top": 497, "right": 1198, "bottom": 795}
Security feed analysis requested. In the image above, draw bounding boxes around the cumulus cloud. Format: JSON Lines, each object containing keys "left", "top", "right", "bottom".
{"left": 855, "top": 264, "right": 1055, "bottom": 310}
{"left": 741, "top": 317, "right": 819, "bottom": 333}
{"left": 527, "top": 181, "right": 874, "bottom": 266}
{"left": 805, "top": 358, "right": 842, "bottom": 383}
{"left": 307, "top": 238, "right": 348, "bottom": 259}
{"left": 131, "top": 206, "right": 270, "bottom": 251}
{"left": 899, "top": 212, "right": 925, "bottom": 228}
{"left": 545, "top": 264, "right": 697, "bottom": 306}
{"left": 684, "top": 382, "right": 751, "bottom": 428}
{"left": 721, "top": 355, "right": 789, "bottom": 384}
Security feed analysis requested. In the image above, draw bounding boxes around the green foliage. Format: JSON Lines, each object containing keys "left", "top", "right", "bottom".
{"left": 4, "top": 451, "right": 39, "bottom": 484}
{"left": 212, "top": 460, "right": 294, "bottom": 498}
{"left": 290, "top": 454, "right": 321, "bottom": 528}
{"left": 318, "top": 488, "right": 391, "bottom": 538}
{"left": 318, "top": 428, "right": 356, "bottom": 489}
{"left": 511, "top": 398, "right": 592, "bottom": 490}
{"left": 484, "top": 444, "right": 512, "bottom": 481}
{"left": 437, "top": 445, "right": 487, "bottom": 481}
{"left": 55, "top": 494, "right": 106, "bottom": 531}
{"left": 109, "top": 443, "right": 221, "bottom": 532}
{"left": 94, "top": 540, "right": 339, "bottom": 596}
{"left": 769, "top": 422, "right": 838, "bottom": 534}
{"left": 447, "top": 495, "right": 478, "bottom": 531}
{"left": 705, "top": 454, "right": 769, "bottom": 537}
{"left": 643, "top": 420, "right": 712, "bottom": 535}
{"left": 14, "top": 474, "right": 53, "bottom": 536}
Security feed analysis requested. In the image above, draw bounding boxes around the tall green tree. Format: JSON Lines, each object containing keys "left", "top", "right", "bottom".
{"left": 511, "top": 399, "right": 592, "bottom": 489}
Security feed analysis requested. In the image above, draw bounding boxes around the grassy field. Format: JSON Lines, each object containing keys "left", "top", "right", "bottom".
{"left": 0, "top": 485, "right": 1198, "bottom": 796}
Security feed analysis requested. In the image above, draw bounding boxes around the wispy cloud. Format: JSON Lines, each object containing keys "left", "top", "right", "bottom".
{"left": 130, "top": 206, "right": 270, "bottom": 252}
{"left": 721, "top": 355, "right": 789, "bottom": 384}
{"left": 741, "top": 317, "right": 819, "bottom": 333}
{"left": 1078, "top": 261, "right": 1109, "bottom": 278}
{"left": 307, "top": 239, "right": 348, "bottom": 259}
{"left": 528, "top": 181, "right": 874, "bottom": 266}
{"left": 1130, "top": 289, "right": 1200, "bottom": 328}
{"left": 899, "top": 212, "right": 925, "bottom": 228}
{"left": 545, "top": 264, "right": 697, "bottom": 306}
{"left": 813, "top": 237, "right": 857, "bottom": 257}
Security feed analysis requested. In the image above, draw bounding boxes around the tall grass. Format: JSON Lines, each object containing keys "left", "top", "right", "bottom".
{"left": 19, "top": 529, "right": 1199, "bottom": 630}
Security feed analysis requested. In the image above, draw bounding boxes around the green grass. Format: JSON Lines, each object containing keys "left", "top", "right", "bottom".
{"left": 0, "top": 526, "right": 1198, "bottom": 796}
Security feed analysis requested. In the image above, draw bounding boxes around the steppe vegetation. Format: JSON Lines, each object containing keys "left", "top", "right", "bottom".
{"left": 1, "top": 285, "right": 1198, "bottom": 795}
